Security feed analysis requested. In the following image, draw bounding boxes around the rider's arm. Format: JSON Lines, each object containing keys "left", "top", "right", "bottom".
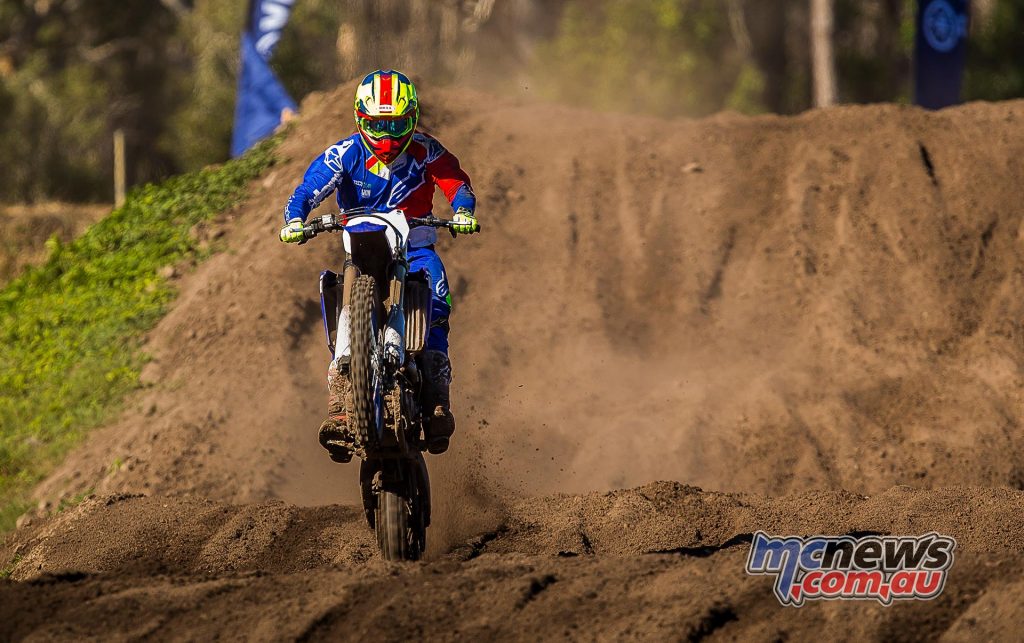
{"left": 283, "top": 141, "right": 351, "bottom": 223}
{"left": 423, "top": 136, "right": 476, "bottom": 215}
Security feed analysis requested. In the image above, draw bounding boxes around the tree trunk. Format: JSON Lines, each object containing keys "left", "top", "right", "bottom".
{"left": 810, "top": 0, "right": 837, "bottom": 107}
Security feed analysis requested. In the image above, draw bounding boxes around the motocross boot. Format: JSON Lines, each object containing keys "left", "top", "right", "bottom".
{"left": 319, "top": 359, "right": 355, "bottom": 463}
{"left": 421, "top": 350, "right": 455, "bottom": 455}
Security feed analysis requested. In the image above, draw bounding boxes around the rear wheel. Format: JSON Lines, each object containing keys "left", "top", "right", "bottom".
{"left": 349, "top": 275, "right": 382, "bottom": 447}
{"left": 376, "top": 487, "right": 415, "bottom": 561}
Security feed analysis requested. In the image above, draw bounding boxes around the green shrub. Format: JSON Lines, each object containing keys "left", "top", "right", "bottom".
{"left": 0, "top": 137, "right": 279, "bottom": 532}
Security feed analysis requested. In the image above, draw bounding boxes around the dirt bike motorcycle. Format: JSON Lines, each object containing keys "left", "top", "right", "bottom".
{"left": 298, "top": 208, "right": 470, "bottom": 561}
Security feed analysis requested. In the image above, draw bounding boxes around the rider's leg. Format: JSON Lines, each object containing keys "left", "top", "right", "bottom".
{"left": 408, "top": 245, "right": 455, "bottom": 455}
{"left": 319, "top": 260, "right": 358, "bottom": 463}
{"left": 319, "top": 352, "right": 354, "bottom": 463}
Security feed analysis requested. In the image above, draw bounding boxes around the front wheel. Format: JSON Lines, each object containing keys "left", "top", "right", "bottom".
{"left": 349, "top": 274, "right": 383, "bottom": 447}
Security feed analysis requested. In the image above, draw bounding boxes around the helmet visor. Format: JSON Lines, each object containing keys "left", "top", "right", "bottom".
{"left": 358, "top": 114, "right": 415, "bottom": 140}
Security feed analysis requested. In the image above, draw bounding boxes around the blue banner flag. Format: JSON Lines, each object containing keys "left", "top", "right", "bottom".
{"left": 914, "top": 0, "right": 971, "bottom": 110}
{"left": 231, "top": 0, "right": 298, "bottom": 157}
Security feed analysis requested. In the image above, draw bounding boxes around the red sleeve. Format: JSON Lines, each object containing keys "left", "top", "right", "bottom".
{"left": 422, "top": 135, "right": 476, "bottom": 211}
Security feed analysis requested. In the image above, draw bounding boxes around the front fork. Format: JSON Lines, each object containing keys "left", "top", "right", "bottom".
{"left": 383, "top": 261, "right": 407, "bottom": 367}
{"left": 333, "top": 261, "right": 359, "bottom": 365}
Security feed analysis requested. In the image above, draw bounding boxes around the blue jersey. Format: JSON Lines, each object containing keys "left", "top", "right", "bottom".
{"left": 284, "top": 132, "right": 475, "bottom": 247}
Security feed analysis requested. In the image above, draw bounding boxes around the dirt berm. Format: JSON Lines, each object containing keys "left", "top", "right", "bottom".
{"left": 2, "top": 84, "right": 1023, "bottom": 640}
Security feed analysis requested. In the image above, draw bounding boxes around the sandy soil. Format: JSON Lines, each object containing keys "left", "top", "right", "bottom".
{"left": 2, "top": 84, "right": 1023, "bottom": 640}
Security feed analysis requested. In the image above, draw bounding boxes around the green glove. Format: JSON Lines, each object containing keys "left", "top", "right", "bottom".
{"left": 280, "top": 218, "right": 305, "bottom": 244}
{"left": 451, "top": 208, "right": 480, "bottom": 235}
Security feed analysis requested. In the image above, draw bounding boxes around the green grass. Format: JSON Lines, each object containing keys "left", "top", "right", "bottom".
{"left": 0, "top": 137, "right": 279, "bottom": 532}
{"left": 56, "top": 488, "right": 95, "bottom": 514}
{"left": 1, "top": 554, "right": 21, "bottom": 579}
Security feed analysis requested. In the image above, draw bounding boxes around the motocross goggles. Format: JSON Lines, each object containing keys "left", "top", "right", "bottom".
{"left": 357, "top": 114, "right": 415, "bottom": 140}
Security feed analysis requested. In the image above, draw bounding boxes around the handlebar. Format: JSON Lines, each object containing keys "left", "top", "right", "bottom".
{"left": 297, "top": 212, "right": 478, "bottom": 244}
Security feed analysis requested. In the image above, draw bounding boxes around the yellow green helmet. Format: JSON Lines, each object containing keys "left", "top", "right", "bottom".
{"left": 354, "top": 69, "right": 419, "bottom": 165}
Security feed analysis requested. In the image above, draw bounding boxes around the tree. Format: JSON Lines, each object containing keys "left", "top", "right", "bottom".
{"left": 810, "top": 0, "right": 837, "bottom": 106}
{"left": 0, "top": 0, "right": 187, "bottom": 202}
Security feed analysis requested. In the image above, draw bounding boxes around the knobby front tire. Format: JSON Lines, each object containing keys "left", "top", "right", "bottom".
{"left": 349, "top": 275, "right": 380, "bottom": 448}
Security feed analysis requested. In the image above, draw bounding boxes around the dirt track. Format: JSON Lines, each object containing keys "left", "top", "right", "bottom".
{"left": 2, "top": 85, "right": 1024, "bottom": 640}
{"left": 5, "top": 485, "right": 1024, "bottom": 640}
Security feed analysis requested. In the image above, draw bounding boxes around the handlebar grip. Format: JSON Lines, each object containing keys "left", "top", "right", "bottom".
{"left": 297, "top": 221, "right": 320, "bottom": 245}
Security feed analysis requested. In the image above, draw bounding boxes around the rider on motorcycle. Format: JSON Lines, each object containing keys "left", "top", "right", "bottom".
{"left": 279, "top": 69, "right": 479, "bottom": 462}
